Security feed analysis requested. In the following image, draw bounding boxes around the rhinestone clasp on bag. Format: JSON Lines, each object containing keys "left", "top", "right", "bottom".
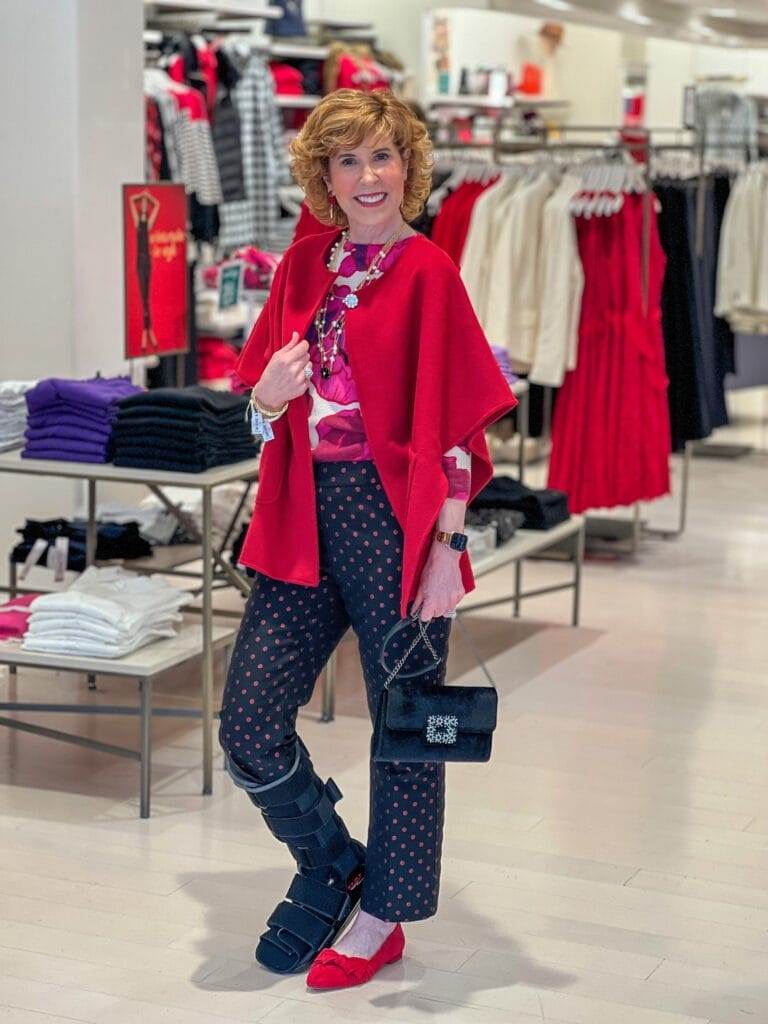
{"left": 425, "top": 714, "right": 458, "bottom": 745}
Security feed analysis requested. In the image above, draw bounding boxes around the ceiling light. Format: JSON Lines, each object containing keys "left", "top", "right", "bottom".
{"left": 708, "top": 8, "right": 737, "bottom": 16}
{"left": 534, "top": 0, "right": 573, "bottom": 11}
{"left": 619, "top": 3, "right": 652, "bottom": 26}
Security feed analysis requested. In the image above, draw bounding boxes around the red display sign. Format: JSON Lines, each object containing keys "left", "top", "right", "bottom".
{"left": 122, "top": 183, "right": 188, "bottom": 359}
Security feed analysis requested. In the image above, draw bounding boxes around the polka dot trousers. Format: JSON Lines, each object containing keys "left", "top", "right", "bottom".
{"left": 218, "top": 459, "right": 453, "bottom": 922}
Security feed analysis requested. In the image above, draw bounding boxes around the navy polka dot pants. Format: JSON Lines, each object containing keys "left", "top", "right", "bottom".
{"left": 218, "top": 459, "right": 453, "bottom": 922}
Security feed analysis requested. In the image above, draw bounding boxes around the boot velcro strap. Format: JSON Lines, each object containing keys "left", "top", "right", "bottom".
{"left": 287, "top": 874, "right": 351, "bottom": 920}
{"left": 293, "top": 828, "right": 349, "bottom": 869}
{"left": 266, "top": 901, "right": 333, "bottom": 949}
{"left": 251, "top": 756, "right": 317, "bottom": 810}
{"left": 325, "top": 777, "right": 342, "bottom": 804}
{"left": 265, "top": 782, "right": 339, "bottom": 842}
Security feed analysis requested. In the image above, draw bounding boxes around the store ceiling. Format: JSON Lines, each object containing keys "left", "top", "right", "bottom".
{"left": 493, "top": 0, "right": 768, "bottom": 45}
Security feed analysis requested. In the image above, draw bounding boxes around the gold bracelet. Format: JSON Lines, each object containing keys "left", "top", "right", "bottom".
{"left": 251, "top": 389, "right": 288, "bottom": 420}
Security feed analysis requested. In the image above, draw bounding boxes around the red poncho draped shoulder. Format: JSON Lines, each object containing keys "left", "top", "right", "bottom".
{"left": 235, "top": 228, "right": 518, "bottom": 619}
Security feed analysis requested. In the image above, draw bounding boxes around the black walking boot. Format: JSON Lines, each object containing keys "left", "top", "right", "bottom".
{"left": 231, "top": 738, "right": 366, "bottom": 974}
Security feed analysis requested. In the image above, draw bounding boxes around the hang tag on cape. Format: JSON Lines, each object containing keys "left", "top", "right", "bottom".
{"left": 250, "top": 405, "right": 274, "bottom": 442}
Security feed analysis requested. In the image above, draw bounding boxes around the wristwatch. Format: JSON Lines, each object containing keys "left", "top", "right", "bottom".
{"left": 434, "top": 529, "right": 468, "bottom": 552}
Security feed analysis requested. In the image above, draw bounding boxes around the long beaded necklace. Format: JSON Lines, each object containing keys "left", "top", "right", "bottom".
{"left": 313, "top": 224, "right": 406, "bottom": 380}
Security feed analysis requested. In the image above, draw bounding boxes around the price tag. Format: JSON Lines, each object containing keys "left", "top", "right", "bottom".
{"left": 219, "top": 261, "right": 244, "bottom": 310}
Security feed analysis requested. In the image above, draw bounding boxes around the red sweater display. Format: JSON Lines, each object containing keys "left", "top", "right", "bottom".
{"left": 235, "top": 229, "right": 517, "bottom": 618}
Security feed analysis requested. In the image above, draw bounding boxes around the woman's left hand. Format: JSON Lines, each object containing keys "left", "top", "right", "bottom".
{"left": 411, "top": 541, "right": 466, "bottom": 621}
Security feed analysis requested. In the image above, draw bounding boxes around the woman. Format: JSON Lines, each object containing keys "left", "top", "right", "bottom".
{"left": 218, "top": 89, "right": 516, "bottom": 989}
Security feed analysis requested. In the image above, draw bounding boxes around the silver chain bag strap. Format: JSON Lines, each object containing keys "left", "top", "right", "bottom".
{"left": 371, "top": 613, "right": 498, "bottom": 764}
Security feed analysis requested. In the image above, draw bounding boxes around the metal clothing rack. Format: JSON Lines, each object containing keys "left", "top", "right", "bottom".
{"left": 488, "top": 129, "right": 727, "bottom": 549}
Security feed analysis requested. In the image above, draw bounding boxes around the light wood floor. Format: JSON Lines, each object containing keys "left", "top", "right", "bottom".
{"left": 1, "top": 419, "right": 767, "bottom": 1024}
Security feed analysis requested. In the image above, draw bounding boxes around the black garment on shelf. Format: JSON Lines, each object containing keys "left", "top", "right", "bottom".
{"left": 112, "top": 386, "right": 257, "bottom": 473}
{"left": 654, "top": 179, "right": 730, "bottom": 452}
{"left": 119, "top": 386, "right": 248, "bottom": 415}
{"left": 115, "top": 405, "right": 246, "bottom": 426}
{"left": 113, "top": 438, "right": 256, "bottom": 459}
{"left": 465, "top": 507, "right": 525, "bottom": 545}
{"left": 294, "top": 58, "right": 322, "bottom": 96}
{"left": 11, "top": 518, "right": 152, "bottom": 572}
{"left": 469, "top": 476, "right": 569, "bottom": 530}
{"left": 112, "top": 452, "right": 252, "bottom": 473}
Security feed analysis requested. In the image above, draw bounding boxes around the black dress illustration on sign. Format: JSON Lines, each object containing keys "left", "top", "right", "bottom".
{"left": 129, "top": 191, "right": 160, "bottom": 351}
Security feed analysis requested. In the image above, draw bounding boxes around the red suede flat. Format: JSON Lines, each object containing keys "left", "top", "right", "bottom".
{"left": 306, "top": 923, "right": 405, "bottom": 989}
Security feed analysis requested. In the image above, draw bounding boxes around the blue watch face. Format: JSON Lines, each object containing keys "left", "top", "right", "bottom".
{"left": 450, "top": 533, "right": 468, "bottom": 552}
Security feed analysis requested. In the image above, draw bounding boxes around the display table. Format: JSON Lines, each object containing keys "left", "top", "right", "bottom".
{"left": 0, "top": 449, "right": 261, "bottom": 796}
{"left": 320, "top": 514, "right": 585, "bottom": 721}
{"left": 0, "top": 624, "right": 236, "bottom": 818}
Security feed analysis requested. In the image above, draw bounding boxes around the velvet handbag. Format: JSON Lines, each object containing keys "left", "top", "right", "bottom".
{"left": 371, "top": 612, "right": 498, "bottom": 764}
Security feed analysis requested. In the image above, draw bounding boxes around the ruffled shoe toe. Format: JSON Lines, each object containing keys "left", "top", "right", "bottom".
{"left": 306, "top": 923, "right": 405, "bottom": 989}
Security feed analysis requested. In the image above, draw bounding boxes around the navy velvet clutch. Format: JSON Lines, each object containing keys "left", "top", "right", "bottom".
{"left": 371, "top": 615, "right": 498, "bottom": 764}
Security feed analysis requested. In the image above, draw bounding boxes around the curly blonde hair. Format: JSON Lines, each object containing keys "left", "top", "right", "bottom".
{"left": 289, "top": 89, "right": 434, "bottom": 228}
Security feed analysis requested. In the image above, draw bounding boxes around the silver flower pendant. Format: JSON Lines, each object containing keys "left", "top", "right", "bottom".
{"left": 343, "top": 293, "right": 359, "bottom": 309}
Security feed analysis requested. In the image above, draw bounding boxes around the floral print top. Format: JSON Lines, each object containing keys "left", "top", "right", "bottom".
{"left": 306, "top": 235, "right": 471, "bottom": 501}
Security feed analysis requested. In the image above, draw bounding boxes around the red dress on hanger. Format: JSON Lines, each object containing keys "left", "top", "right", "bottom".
{"left": 548, "top": 193, "right": 670, "bottom": 512}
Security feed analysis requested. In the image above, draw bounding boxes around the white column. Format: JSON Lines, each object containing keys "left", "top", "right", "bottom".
{"left": 0, "top": 0, "right": 143, "bottom": 582}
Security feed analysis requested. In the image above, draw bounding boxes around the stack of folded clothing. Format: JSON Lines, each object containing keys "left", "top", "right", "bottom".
{"left": 0, "top": 381, "right": 36, "bottom": 452}
{"left": 23, "top": 377, "right": 142, "bottom": 463}
{"left": 11, "top": 518, "right": 152, "bottom": 575}
{"left": 469, "top": 475, "right": 570, "bottom": 530}
{"left": 23, "top": 566, "right": 192, "bottom": 658}
{"left": 111, "top": 386, "right": 258, "bottom": 472}
{"left": 0, "top": 593, "right": 40, "bottom": 642}
{"left": 95, "top": 503, "right": 186, "bottom": 546}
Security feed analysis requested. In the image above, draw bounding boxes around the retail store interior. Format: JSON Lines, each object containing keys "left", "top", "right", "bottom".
{"left": 1, "top": 0, "right": 768, "bottom": 1020}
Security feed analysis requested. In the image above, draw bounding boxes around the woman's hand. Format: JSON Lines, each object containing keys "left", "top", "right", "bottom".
{"left": 253, "top": 331, "right": 311, "bottom": 410}
{"left": 411, "top": 540, "right": 466, "bottom": 621}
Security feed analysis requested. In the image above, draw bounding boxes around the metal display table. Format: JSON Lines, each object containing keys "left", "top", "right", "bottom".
{"left": 320, "top": 514, "right": 585, "bottom": 721}
{"left": 0, "top": 449, "right": 261, "bottom": 796}
{"left": 0, "top": 624, "right": 236, "bottom": 818}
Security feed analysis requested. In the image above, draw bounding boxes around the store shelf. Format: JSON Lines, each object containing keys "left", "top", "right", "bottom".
{"left": 428, "top": 94, "right": 515, "bottom": 109}
{"left": 275, "top": 95, "right": 322, "bottom": 108}
{"left": 471, "top": 516, "right": 584, "bottom": 580}
{"left": 269, "top": 41, "right": 329, "bottom": 60}
{"left": 513, "top": 98, "right": 571, "bottom": 109}
{"left": 306, "top": 18, "right": 374, "bottom": 30}
{"left": 144, "top": 0, "right": 281, "bottom": 17}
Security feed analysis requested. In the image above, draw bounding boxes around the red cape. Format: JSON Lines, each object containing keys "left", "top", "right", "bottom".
{"left": 236, "top": 229, "right": 518, "bottom": 618}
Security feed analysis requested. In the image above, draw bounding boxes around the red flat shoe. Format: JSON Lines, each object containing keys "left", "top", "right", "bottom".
{"left": 306, "top": 923, "right": 405, "bottom": 989}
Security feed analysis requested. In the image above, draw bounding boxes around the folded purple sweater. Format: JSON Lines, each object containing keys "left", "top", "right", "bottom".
{"left": 26, "top": 377, "right": 142, "bottom": 415}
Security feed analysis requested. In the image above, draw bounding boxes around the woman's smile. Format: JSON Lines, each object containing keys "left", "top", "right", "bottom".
{"left": 354, "top": 192, "right": 388, "bottom": 207}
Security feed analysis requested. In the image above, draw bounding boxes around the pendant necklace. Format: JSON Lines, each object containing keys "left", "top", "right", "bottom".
{"left": 315, "top": 224, "right": 406, "bottom": 379}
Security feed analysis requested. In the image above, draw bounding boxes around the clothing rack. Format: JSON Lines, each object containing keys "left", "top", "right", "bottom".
{"left": 446, "top": 130, "right": 708, "bottom": 550}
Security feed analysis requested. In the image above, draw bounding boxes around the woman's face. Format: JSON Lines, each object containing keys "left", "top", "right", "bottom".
{"left": 325, "top": 132, "right": 409, "bottom": 234}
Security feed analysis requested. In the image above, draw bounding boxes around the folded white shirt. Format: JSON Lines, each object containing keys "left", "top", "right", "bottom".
{"left": 29, "top": 566, "right": 192, "bottom": 632}
{"left": 27, "top": 612, "right": 182, "bottom": 642}
{"left": 23, "top": 626, "right": 178, "bottom": 658}
{"left": 0, "top": 380, "right": 37, "bottom": 401}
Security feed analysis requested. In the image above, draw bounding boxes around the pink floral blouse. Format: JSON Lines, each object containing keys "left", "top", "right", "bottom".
{"left": 306, "top": 235, "right": 472, "bottom": 501}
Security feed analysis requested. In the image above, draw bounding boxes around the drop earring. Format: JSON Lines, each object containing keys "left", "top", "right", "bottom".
{"left": 328, "top": 190, "right": 336, "bottom": 216}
